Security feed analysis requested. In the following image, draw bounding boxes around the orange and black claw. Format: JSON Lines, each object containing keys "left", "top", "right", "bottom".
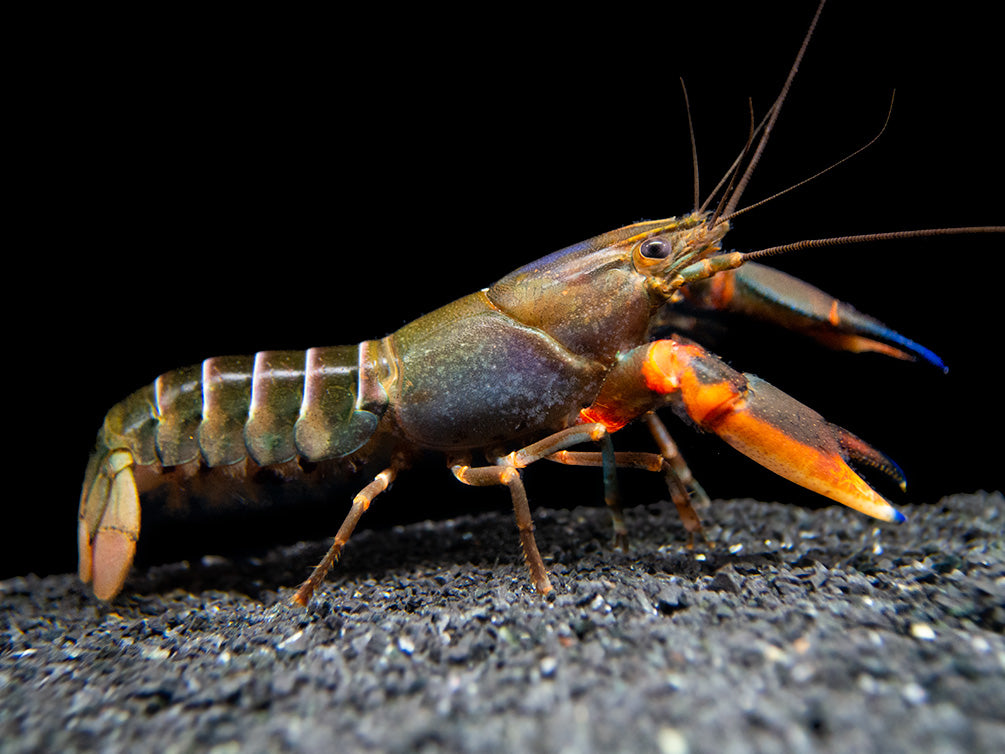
{"left": 640, "top": 340, "right": 907, "bottom": 524}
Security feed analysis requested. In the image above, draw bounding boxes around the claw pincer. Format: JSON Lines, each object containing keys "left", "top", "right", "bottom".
{"left": 582, "top": 339, "right": 907, "bottom": 524}
{"left": 683, "top": 262, "right": 947, "bottom": 371}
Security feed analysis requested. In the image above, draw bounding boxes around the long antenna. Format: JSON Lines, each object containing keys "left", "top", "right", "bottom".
{"left": 742, "top": 226, "right": 1005, "bottom": 263}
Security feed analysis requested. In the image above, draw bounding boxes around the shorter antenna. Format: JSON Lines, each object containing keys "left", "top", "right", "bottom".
{"left": 721, "top": 92, "right": 897, "bottom": 225}
{"left": 680, "top": 78, "right": 700, "bottom": 212}
{"left": 722, "top": 0, "right": 827, "bottom": 219}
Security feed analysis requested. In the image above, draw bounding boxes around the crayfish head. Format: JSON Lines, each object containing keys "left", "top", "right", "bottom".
{"left": 487, "top": 211, "right": 727, "bottom": 364}
{"left": 485, "top": 211, "right": 734, "bottom": 364}
{"left": 629, "top": 211, "right": 733, "bottom": 302}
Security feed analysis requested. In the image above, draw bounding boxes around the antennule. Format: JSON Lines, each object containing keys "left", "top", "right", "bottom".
{"left": 721, "top": 91, "right": 896, "bottom": 225}
{"left": 707, "top": 98, "right": 758, "bottom": 227}
{"left": 722, "top": 0, "right": 827, "bottom": 218}
{"left": 680, "top": 78, "right": 700, "bottom": 212}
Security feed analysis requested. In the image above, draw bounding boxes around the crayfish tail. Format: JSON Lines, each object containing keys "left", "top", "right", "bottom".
{"left": 78, "top": 449, "right": 141, "bottom": 601}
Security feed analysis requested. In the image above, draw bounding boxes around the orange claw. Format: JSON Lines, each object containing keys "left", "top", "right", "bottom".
{"left": 696, "top": 378, "right": 903, "bottom": 522}
{"left": 644, "top": 340, "right": 906, "bottom": 523}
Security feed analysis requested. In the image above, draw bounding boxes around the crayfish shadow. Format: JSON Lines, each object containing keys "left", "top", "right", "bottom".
{"left": 121, "top": 493, "right": 756, "bottom": 604}
{"left": 117, "top": 461, "right": 593, "bottom": 600}
{"left": 119, "top": 516, "right": 521, "bottom": 604}
{"left": 118, "top": 452, "right": 848, "bottom": 603}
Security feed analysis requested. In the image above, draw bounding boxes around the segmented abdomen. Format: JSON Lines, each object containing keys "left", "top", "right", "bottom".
{"left": 99, "top": 344, "right": 389, "bottom": 471}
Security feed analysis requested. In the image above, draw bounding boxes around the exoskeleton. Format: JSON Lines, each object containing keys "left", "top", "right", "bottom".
{"left": 77, "top": 1, "right": 1003, "bottom": 605}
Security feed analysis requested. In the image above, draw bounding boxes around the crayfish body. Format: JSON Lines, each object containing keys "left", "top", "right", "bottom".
{"left": 79, "top": 1, "right": 1000, "bottom": 605}
{"left": 78, "top": 210, "right": 929, "bottom": 603}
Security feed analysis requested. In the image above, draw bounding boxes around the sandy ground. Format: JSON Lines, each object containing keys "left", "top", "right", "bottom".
{"left": 2, "top": 491, "right": 1002, "bottom": 754}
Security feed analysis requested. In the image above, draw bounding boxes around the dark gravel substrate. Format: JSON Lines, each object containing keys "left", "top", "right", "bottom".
{"left": 2, "top": 491, "right": 1002, "bottom": 754}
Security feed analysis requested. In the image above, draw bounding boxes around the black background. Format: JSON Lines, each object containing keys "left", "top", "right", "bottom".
{"left": 9, "top": 3, "right": 1001, "bottom": 580}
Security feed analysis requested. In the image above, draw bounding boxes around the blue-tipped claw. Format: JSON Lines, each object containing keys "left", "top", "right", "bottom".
{"left": 872, "top": 326, "right": 947, "bottom": 373}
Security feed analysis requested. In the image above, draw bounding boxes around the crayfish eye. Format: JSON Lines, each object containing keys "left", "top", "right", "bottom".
{"left": 640, "top": 238, "right": 671, "bottom": 259}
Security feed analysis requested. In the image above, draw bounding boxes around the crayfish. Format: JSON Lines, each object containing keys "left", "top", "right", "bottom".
{"left": 77, "top": 0, "right": 1003, "bottom": 605}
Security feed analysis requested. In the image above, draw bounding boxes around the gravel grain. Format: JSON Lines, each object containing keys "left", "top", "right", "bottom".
{"left": 2, "top": 492, "right": 1003, "bottom": 754}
